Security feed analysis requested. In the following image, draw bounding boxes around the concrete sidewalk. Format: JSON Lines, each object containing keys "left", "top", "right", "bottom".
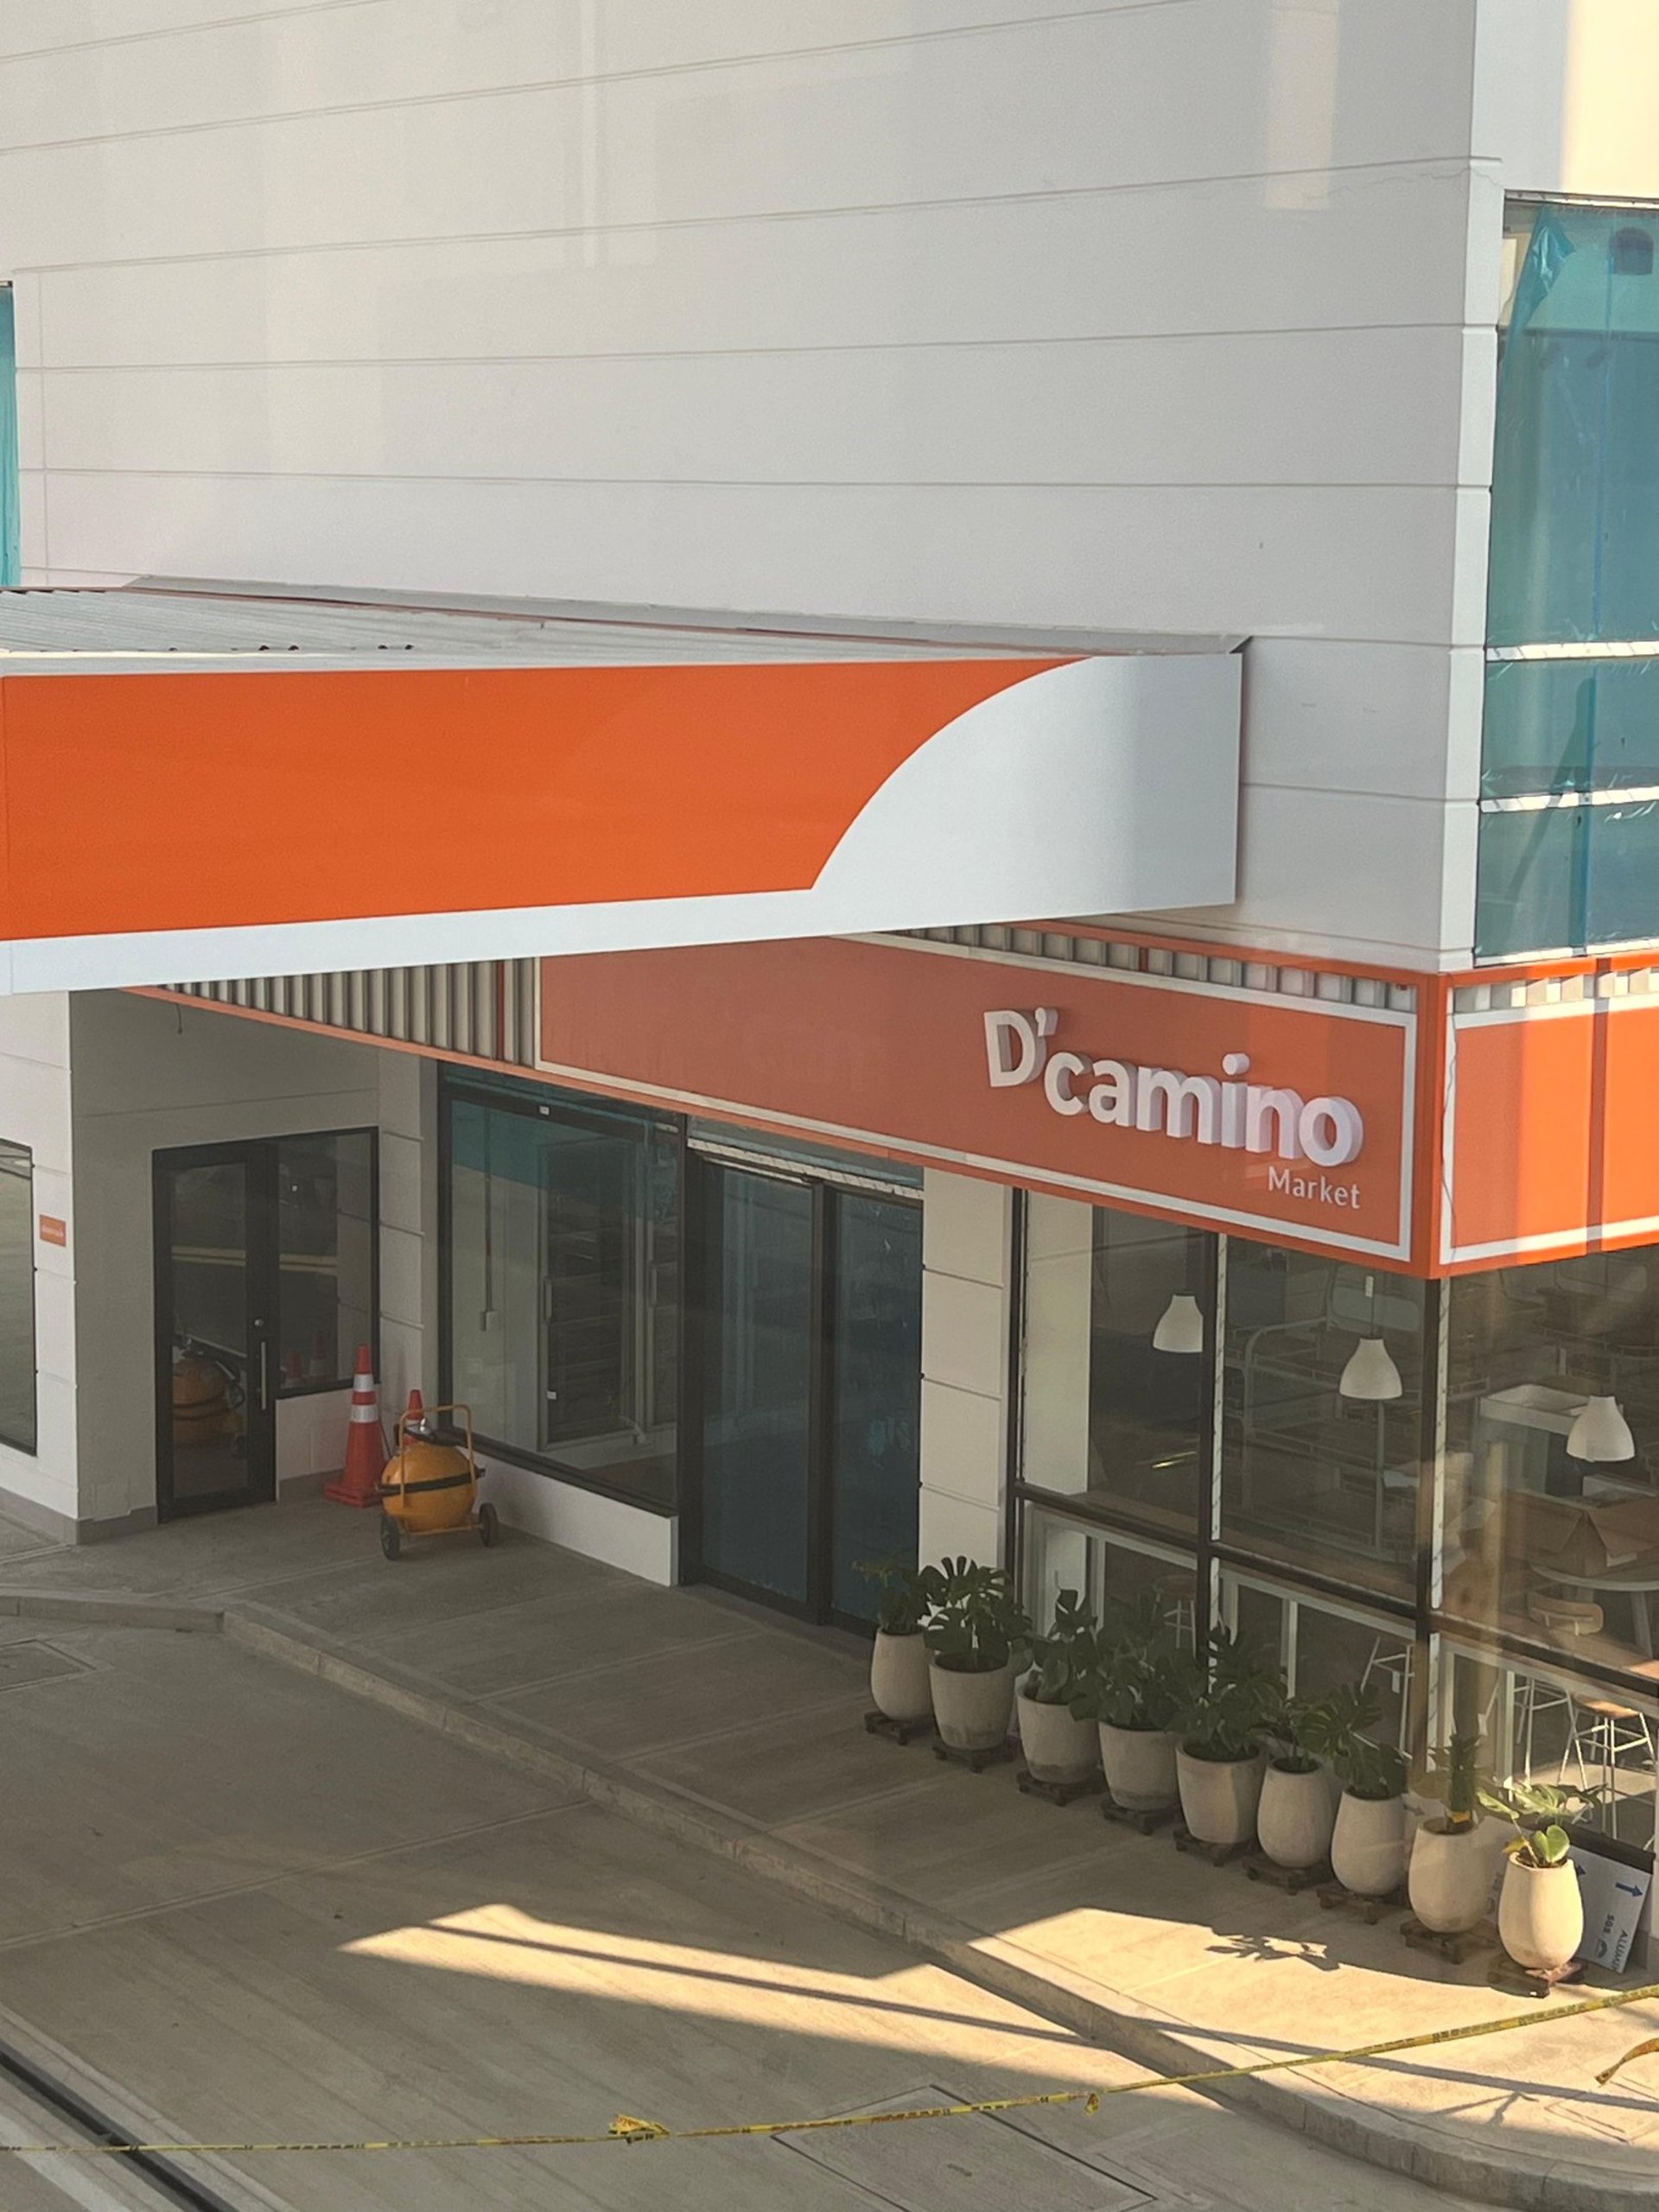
{"left": 6, "top": 1501, "right": 1659, "bottom": 2209}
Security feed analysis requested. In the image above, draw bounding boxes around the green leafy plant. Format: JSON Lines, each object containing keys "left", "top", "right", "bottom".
{"left": 1020, "top": 1588, "right": 1097, "bottom": 1707}
{"left": 1070, "top": 1593, "right": 1198, "bottom": 1731}
{"left": 1478, "top": 1777, "right": 1602, "bottom": 1868}
{"left": 856, "top": 1557, "right": 945, "bottom": 1637}
{"left": 1170, "top": 1628, "right": 1284, "bottom": 1764}
{"left": 1295, "top": 1683, "right": 1407, "bottom": 1801}
{"left": 1416, "top": 1729, "right": 1490, "bottom": 1834}
{"left": 923, "top": 1558, "right": 1031, "bottom": 1675}
{"left": 1258, "top": 1691, "right": 1335, "bottom": 1776}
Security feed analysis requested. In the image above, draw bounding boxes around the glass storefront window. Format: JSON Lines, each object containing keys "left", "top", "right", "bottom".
{"left": 1443, "top": 1256, "right": 1659, "bottom": 1679}
{"left": 1221, "top": 1245, "right": 1426, "bottom": 1599}
{"left": 1022, "top": 1195, "right": 1210, "bottom": 1537}
{"left": 446, "top": 1080, "right": 680, "bottom": 1510}
{"left": 275, "top": 1131, "right": 375, "bottom": 1393}
{"left": 1024, "top": 1506, "right": 1198, "bottom": 1644}
{"left": 1221, "top": 1571, "right": 1416, "bottom": 1751}
{"left": 1444, "top": 1643, "right": 1657, "bottom": 1854}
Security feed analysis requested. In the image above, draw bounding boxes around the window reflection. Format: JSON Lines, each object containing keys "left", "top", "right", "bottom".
{"left": 1022, "top": 1195, "right": 1208, "bottom": 1535}
{"left": 448, "top": 1084, "right": 679, "bottom": 1510}
{"left": 1446, "top": 1643, "right": 1656, "bottom": 1854}
{"left": 1223, "top": 1572, "right": 1415, "bottom": 1751}
{"left": 1024, "top": 1506, "right": 1196, "bottom": 1643}
{"left": 1221, "top": 1245, "right": 1424, "bottom": 1597}
{"left": 276, "top": 1132, "right": 374, "bottom": 1391}
{"left": 1444, "top": 1256, "right": 1659, "bottom": 1677}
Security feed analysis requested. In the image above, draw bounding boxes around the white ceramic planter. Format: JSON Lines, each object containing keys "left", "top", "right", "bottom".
{"left": 1408, "top": 1821, "right": 1493, "bottom": 1935}
{"left": 869, "top": 1630, "right": 932, "bottom": 1723}
{"left": 1176, "top": 1747, "right": 1265, "bottom": 1847}
{"left": 1498, "top": 1854, "right": 1584, "bottom": 1974}
{"left": 1255, "top": 1763, "right": 1336, "bottom": 1871}
{"left": 1098, "top": 1724, "right": 1179, "bottom": 1813}
{"left": 1016, "top": 1692, "right": 1098, "bottom": 1786}
{"left": 1331, "top": 1792, "right": 1408, "bottom": 1897}
{"left": 929, "top": 1657, "right": 1016, "bottom": 1751}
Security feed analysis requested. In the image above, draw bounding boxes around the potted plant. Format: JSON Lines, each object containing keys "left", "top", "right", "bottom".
{"left": 1478, "top": 1778, "right": 1600, "bottom": 1974}
{"left": 1016, "top": 1588, "right": 1100, "bottom": 1786}
{"left": 924, "top": 1558, "right": 1031, "bottom": 1751}
{"left": 859, "top": 1558, "right": 945, "bottom": 1724}
{"left": 1255, "top": 1694, "right": 1339, "bottom": 1872}
{"left": 1074, "top": 1594, "right": 1197, "bottom": 1813}
{"left": 1300, "top": 1684, "right": 1408, "bottom": 1897}
{"left": 1170, "top": 1629, "right": 1282, "bottom": 1847}
{"left": 1408, "top": 1729, "right": 1493, "bottom": 1934}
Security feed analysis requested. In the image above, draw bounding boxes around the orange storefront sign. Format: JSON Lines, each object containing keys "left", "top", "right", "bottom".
{"left": 538, "top": 938, "right": 1418, "bottom": 1262}
{"left": 1442, "top": 979, "right": 1659, "bottom": 1268}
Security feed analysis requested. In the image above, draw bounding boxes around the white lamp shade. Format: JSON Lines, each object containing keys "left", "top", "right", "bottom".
{"left": 1567, "top": 1394, "right": 1636, "bottom": 1463}
{"left": 1152, "top": 1293, "right": 1204, "bottom": 1356}
{"left": 1339, "top": 1337, "right": 1402, "bottom": 1402}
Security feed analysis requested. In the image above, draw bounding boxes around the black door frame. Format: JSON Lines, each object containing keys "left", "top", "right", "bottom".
{"left": 152, "top": 1129, "right": 380, "bottom": 1522}
{"left": 681, "top": 1151, "right": 920, "bottom": 1633}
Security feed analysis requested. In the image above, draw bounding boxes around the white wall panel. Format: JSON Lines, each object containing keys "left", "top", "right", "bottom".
{"left": 35, "top": 165, "right": 1482, "bottom": 368}
{"left": 1242, "top": 640, "right": 1486, "bottom": 804}
{"left": 36, "top": 473, "right": 1479, "bottom": 648}
{"left": 1171, "top": 784, "right": 1481, "bottom": 965}
{"left": 35, "top": 327, "right": 1473, "bottom": 488}
{"left": 1, "top": 2, "right": 1481, "bottom": 270}
{"left": 0, "top": 995, "right": 78, "bottom": 1531}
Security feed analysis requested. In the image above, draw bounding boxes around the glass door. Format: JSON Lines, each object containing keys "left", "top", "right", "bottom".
{"left": 154, "top": 1146, "right": 276, "bottom": 1519}
{"left": 700, "top": 1165, "right": 816, "bottom": 1606}
{"left": 695, "top": 1164, "right": 922, "bottom": 1626}
{"left": 829, "top": 1194, "right": 923, "bottom": 1621}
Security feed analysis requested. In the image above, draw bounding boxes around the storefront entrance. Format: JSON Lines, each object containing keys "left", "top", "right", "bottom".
{"left": 154, "top": 1132, "right": 378, "bottom": 1521}
{"left": 690, "top": 1159, "right": 922, "bottom": 1628}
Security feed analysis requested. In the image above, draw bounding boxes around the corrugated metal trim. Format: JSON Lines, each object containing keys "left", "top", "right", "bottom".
{"left": 899, "top": 925, "right": 1417, "bottom": 1013}
{"left": 162, "top": 959, "right": 538, "bottom": 1068}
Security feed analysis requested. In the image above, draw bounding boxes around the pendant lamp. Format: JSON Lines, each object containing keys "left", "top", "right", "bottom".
{"left": 1567, "top": 1394, "right": 1636, "bottom": 1464}
{"left": 1339, "top": 1275, "right": 1402, "bottom": 1402}
{"left": 1152, "top": 1293, "right": 1204, "bottom": 1356}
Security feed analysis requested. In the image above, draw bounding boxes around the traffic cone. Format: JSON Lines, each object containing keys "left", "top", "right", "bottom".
{"left": 308, "top": 1328, "right": 329, "bottom": 1382}
{"left": 324, "top": 1344, "right": 386, "bottom": 1509}
{"left": 402, "top": 1387, "right": 429, "bottom": 1439}
{"left": 283, "top": 1348, "right": 302, "bottom": 1388}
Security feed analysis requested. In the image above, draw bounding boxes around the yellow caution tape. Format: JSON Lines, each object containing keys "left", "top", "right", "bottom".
{"left": 5, "top": 1976, "right": 1659, "bottom": 2158}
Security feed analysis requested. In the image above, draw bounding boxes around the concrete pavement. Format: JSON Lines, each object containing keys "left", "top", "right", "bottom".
{"left": 0, "top": 1602, "right": 1471, "bottom": 2212}
{"left": 2, "top": 1502, "right": 1656, "bottom": 2207}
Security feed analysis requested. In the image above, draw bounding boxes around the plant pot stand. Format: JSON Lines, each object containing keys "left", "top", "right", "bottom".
{"left": 1243, "top": 1853, "right": 1332, "bottom": 1894}
{"left": 1399, "top": 1915, "right": 1495, "bottom": 1967}
{"left": 863, "top": 1709, "right": 935, "bottom": 1746}
{"left": 1173, "top": 1824, "right": 1255, "bottom": 1867}
{"left": 931, "top": 1736, "right": 1015, "bottom": 1775}
{"left": 1101, "top": 1791, "right": 1179, "bottom": 1836}
{"left": 1015, "top": 1765, "right": 1104, "bottom": 1808}
{"left": 1487, "top": 1953, "right": 1586, "bottom": 1999}
{"left": 1317, "top": 1879, "right": 1408, "bottom": 1924}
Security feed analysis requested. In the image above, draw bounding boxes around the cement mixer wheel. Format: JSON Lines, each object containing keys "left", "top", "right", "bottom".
{"left": 478, "top": 1503, "right": 499, "bottom": 1548}
{"left": 378, "top": 1511, "right": 402, "bottom": 1562}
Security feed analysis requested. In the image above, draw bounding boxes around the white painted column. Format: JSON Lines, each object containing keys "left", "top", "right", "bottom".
{"left": 0, "top": 994, "right": 78, "bottom": 1537}
{"left": 918, "top": 1167, "right": 1014, "bottom": 1569}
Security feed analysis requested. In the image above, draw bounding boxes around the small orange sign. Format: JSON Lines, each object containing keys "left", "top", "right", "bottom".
{"left": 38, "top": 1216, "right": 66, "bottom": 1247}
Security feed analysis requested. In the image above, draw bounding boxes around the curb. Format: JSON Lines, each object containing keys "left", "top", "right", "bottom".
{"left": 220, "top": 1604, "right": 1658, "bottom": 2212}
{"left": 0, "top": 1589, "right": 224, "bottom": 1634}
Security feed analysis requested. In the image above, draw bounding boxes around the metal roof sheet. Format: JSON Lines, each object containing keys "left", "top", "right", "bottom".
{"left": 0, "top": 583, "right": 1242, "bottom": 671}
